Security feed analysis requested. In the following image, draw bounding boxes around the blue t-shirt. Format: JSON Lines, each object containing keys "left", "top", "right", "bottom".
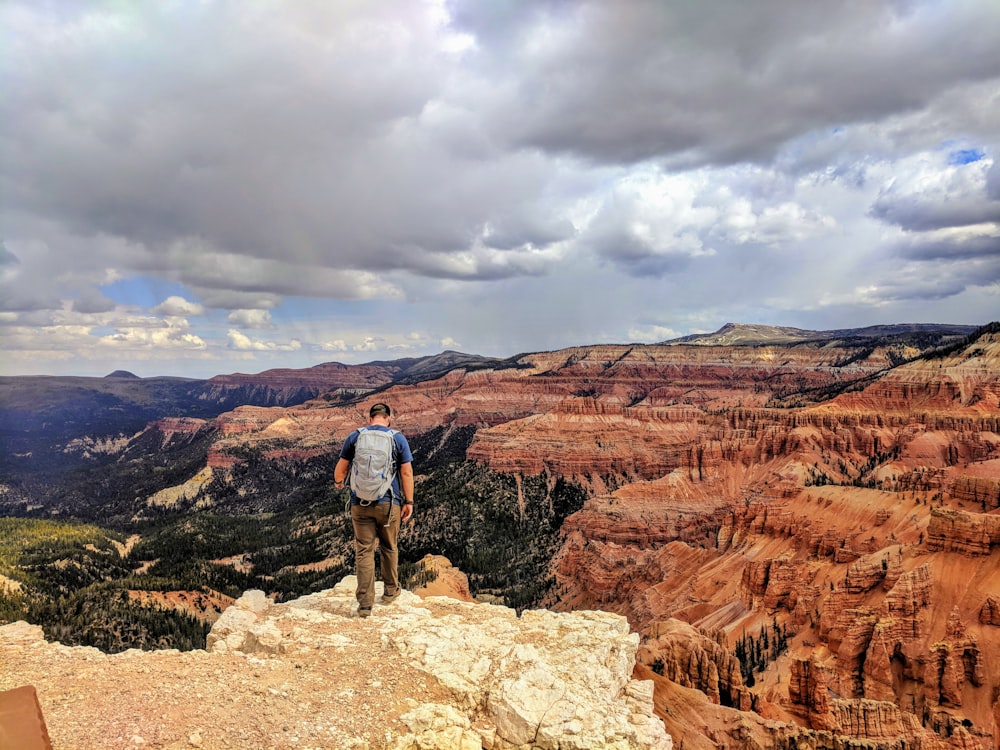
{"left": 339, "top": 425, "right": 413, "bottom": 504}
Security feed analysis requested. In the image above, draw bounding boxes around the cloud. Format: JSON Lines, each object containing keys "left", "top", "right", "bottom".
{"left": 582, "top": 166, "right": 839, "bottom": 277}
{"left": 103, "top": 325, "right": 207, "bottom": 351}
{"left": 870, "top": 154, "right": 1000, "bottom": 231}
{"left": 320, "top": 339, "right": 348, "bottom": 353}
{"left": 1, "top": 0, "right": 999, "bottom": 376}
{"left": 0, "top": 242, "right": 18, "bottom": 269}
{"left": 0, "top": 0, "right": 581, "bottom": 298}
{"left": 227, "top": 309, "right": 275, "bottom": 330}
{"left": 153, "top": 296, "right": 205, "bottom": 317}
{"left": 627, "top": 324, "right": 681, "bottom": 343}
{"left": 353, "top": 337, "right": 382, "bottom": 353}
{"left": 227, "top": 330, "right": 302, "bottom": 352}
{"left": 71, "top": 289, "right": 117, "bottom": 315}
{"left": 987, "top": 159, "right": 1000, "bottom": 200}
{"left": 894, "top": 231, "right": 1000, "bottom": 262}
{"left": 450, "top": 0, "right": 1000, "bottom": 166}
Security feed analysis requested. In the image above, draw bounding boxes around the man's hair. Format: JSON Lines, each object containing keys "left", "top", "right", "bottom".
{"left": 369, "top": 402, "right": 391, "bottom": 418}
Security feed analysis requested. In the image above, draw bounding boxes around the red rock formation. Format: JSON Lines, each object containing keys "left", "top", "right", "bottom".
{"left": 926, "top": 508, "right": 1000, "bottom": 555}
{"left": 948, "top": 472, "right": 1000, "bottom": 511}
{"left": 787, "top": 657, "right": 838, "bottom": 731}
{"left": 541, "top": 334, "right": 1000, "bottom": 748}
{"left": 637, "top": 619, "right": 754, "bottom": 712}
{"left": 829, "top": 699, "right": 921, "bottom": 744}
{"left": 135, "top": 417, "right": 209, "bottom": 447}
{"left": 411, "top": 555, "right": 474, "bottom": 602}
{"left": 980, "top": 595, "right": 1000, "bottom": 626}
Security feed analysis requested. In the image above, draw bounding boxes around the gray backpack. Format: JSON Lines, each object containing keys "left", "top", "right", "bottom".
{"left": 349, "top": 427, "right": 398, "bottom": 503}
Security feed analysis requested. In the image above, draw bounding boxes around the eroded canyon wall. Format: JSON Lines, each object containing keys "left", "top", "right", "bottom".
{"left": 98, "top": 325, "right": 1000, "bottom": 749}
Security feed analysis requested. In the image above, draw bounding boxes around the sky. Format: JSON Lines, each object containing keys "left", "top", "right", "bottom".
{"left": 2, "top": 0, "right": 999, "bottom": 379}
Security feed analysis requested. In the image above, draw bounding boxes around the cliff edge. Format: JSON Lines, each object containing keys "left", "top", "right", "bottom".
{"left": 1, "top": 576, "right": 671, "bottom": 750}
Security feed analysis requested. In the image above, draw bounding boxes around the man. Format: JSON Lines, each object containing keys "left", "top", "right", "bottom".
{"left": 334, "top": 402, "right": 414, "bottom": 618}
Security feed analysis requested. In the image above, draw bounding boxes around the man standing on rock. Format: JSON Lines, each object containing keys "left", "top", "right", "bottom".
{"left": 334, "top": 402, "right": 414, "bottom": 618}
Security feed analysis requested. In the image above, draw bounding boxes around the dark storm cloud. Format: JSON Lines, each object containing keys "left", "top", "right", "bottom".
{"left": 449, "top": 0, "right": 1000, "bottom": 166}
{"left": 871, "top": 196, "right": 1000, "bottom": 232}
{"left": 3, "top": 2, "right": 444, "bottom": 262}
{"left": 875, "top": 256, "right": 1000, "bottom": 302}
{"left": 604, "top": 246, "right": 693, "bottom": 279}
{"left": 0, "top": 291, "right": 62, "bottom": 315}
{"left": 4, "top": 0, "right": 998, "bottom": 290}
{"left": 871, "top": 182, "right": 1000, "bottom": 232}
{"left": 894, "top": 234, "right": 1000, "bottom": 263}
{"left": 2, "top": 1, "right": 557, "bottom": 287}
{"left": 71, "top": 290, "right": 118, "bottom": 315}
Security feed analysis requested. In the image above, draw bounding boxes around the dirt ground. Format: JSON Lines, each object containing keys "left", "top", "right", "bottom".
{"left": 2, "top": 612, "right": 455, "bottom": 750}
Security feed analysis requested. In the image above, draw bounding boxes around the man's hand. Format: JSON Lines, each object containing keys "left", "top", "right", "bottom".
{"left": 401, "top": 503, "right": 414, "bottom": 523}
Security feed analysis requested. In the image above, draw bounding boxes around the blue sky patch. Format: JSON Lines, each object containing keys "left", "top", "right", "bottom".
{"left": 100, "top": 277, "right": 193, "bottom": 309}
{"left": 947, "top": 148, "right": 985, "bottom": 165}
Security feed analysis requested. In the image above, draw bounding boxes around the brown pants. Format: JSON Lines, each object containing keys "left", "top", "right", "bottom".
{"left": 351, "top": 502, "right": 401, "bottom": 608}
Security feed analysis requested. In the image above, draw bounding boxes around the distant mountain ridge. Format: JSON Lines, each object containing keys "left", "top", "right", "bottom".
{"left": 0, "top": 350, "right": 507, "bottom": 487}
{"left": 663, "top": 321, "right": 977, "bottom": 346}
{"left": 0, "top": 323, "right": 981, "bottom": 481}
{"left": 0, "top": 351, "right": 502, "bottom": 435}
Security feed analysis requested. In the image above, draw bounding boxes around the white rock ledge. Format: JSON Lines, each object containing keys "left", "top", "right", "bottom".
{"left": 208, "top": 576, "right": 673, "bottom": 750}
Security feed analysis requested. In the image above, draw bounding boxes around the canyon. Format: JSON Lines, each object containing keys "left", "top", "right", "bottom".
{"left": 2, "top": 322, "right": 998, "bottom": 749}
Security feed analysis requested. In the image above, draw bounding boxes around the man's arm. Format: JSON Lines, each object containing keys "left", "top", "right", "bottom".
{"left": 334, "top": 430, "right": 359, "bottom": 488}
{"left": 399, "top": 461, "right": 414, "bottom": 522}
{"left": 334, "top": 457, "right": 350, "bottom": 488}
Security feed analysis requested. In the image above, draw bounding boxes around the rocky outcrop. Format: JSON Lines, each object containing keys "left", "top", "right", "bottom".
{"left": 788, "top": 657, "right": 838, "bottom": 731}
{"left": 636, "top": 618, "right": 753, "bottom": 711}
{"left": 409, "top": 554, "right": 474, "bottom": 602}
{"left": 787, "top": 658, "right": 982, "bottom": 747}
{"left": 835, "top": 609, "right": 879, "bottom": 698}
{"left": 980, "top": 595, "right": 1000, "bottom": 626}
{"left": 948, "top": 474, "right": 1000, "bottom": 511}
{"left": 739, "top": 557, "right": 816, "bottom": 613}
{"left": 829, "top": 699, "right": 922, "bottom": 743}
{"left": 844, "top": 552, "right": 900, "bottom": 594}
{"left": 926, "top": 507, "right": 1000, "bottom": 555}
{"left": 199, "top": 361, "right": 399, "bottom": 406}
{"left": 3, "top": 579, "right": 672, "bottom": 750}
{"left": 208, "top": 579, "right": 672, "bottom": 749}
{"left": 932, "top": 609, "right": 985, "bottom": 707}
{"left": 861, "top": 565, "right": 932, "bottom": 701}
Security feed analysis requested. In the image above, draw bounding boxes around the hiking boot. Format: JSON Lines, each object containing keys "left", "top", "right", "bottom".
{"left": 357, "top": 607, "right": 372, "bottom": 618}
{"left": 380, "top": 591, "right": 400, "bottom": 604}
